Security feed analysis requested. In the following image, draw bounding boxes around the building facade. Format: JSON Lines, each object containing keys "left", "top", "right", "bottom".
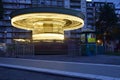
{"left": 86, "top": 1, "right": 115, "bottom": 31}
{"left": 116, "top": 8, "right": 120, "bottom": 24}
{"left": 0, "top": 0, "right": 32, "bottom": 44}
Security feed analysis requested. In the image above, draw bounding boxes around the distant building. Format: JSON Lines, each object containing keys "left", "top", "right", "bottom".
{"left": 86, "top": 1, "right": 115, "bottom": 31}
{"left": 116, "top": 8, "right": 120, "bottom": 24}
{"left": 0, "top": 0, "right": 32, "bottom": 44}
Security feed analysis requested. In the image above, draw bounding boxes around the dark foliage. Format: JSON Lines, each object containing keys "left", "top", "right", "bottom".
{"left": 96, "top": 3, "right": 118, "bottom": 40}
{"left": 0, "top": 0, "right": 4, "bottom": 19}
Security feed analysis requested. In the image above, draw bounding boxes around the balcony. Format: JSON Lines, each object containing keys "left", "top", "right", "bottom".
{"left": 70, "top": 3, "right": 80, "bottom": 6}
{"left": 3, "top": 0, "right": 31, "bottom": 4}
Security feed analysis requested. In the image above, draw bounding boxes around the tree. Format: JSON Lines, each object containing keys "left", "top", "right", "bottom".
{"left": 96, "top": 3, "right": 118, "bottom": 40}
{"left": 111, "top": 24, "right": 120, "bottom": 40}
{"left": 0, "top": 0, "right": 4, "bottom": 19}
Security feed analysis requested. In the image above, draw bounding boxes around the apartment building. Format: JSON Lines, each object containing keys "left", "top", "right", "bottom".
{"left": 0, "top": 0, "right": 32, "bottom": 44}
{"left": 86, "top": 1, "right": 115, "bottom": 31}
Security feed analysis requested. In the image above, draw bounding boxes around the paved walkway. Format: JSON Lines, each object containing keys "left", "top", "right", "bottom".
{"left": 18, "top": 55, "right": 120, "bottom": 65}
{"left": 0, "top": 57, "right": 120, "bottom": 80}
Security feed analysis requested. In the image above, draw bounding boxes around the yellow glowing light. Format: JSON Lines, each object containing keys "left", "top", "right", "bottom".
{"left": 97, "top": 39, "right": 103, "bottom": 45}
{"left": 97, "top": 40, "right": 101, "bottom": 43}
{"left": 14, "top": 39, "right": 26, "bottom": 42}
{"left": 14, "top": 39, "right": 31, "bottom": 43}
{"left": 11, "top": 13, "right": 84, "bottom": 40}
{"left": 33, "top": 33, "right": 64, "bottom": 40}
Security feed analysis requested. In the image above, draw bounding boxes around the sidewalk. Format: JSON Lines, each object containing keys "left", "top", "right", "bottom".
{"left": 0, "top": 57, "right": 120, "bottom": 80}
{"left": 17, "top": 55, "right": 120, "bottom": 65}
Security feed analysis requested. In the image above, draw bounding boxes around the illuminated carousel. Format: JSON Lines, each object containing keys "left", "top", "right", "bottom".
{"left": 10, "top": 7, "right": 84, "bottom": 55}
{"left": 11, "top": 7, "right": 84, "bottom": 41}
